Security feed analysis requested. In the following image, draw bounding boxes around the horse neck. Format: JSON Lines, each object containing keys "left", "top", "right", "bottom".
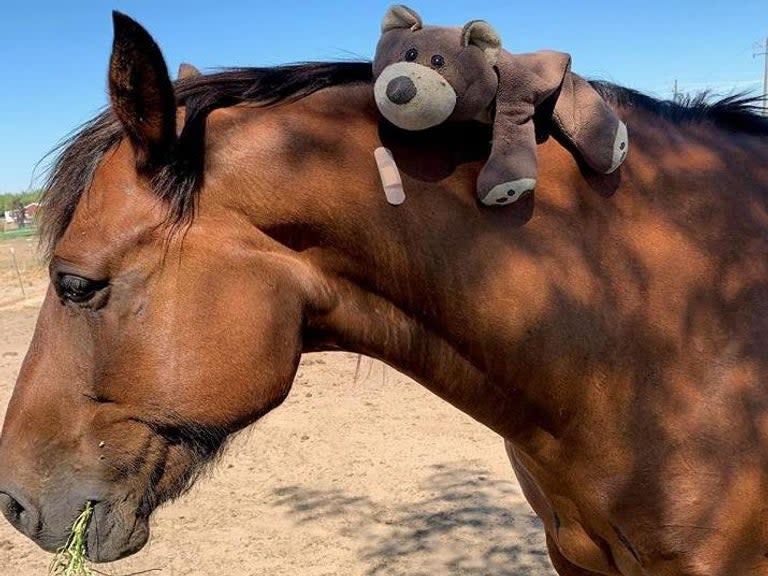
{"left": 210, "top": 88, "right": 767, "bottom": 441}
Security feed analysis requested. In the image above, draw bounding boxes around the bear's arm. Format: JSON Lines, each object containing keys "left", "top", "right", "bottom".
{"left": 475, "top": 51, "right": 570, "bottom": 205}
{"left": 494, "top": 51, "right": 627, "bottom": 178}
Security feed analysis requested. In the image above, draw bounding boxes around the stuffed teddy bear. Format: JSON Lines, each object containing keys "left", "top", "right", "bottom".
{"left": 373, "top": 5, "right": 628, "bottom": 206}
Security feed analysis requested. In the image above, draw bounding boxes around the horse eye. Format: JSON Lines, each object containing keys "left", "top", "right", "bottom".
{"left": 431, "top": 54, "right": 445, "bottom": 68}
{"left": 56, "top": 274, "right": 106, "bottom": 303}
{"left": 404, "top": 48, "right": 418, "bottom": 62}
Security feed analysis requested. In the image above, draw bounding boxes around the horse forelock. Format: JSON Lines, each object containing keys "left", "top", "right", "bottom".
{"left": 39, "top": 111, "right": 122, "bottom": 259}
{"left": 38, "top": 62, "right": 767, "bottom": 260}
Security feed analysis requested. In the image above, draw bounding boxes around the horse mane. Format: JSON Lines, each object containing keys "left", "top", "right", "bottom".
{"left": 39, "top": 61, "right": 768, "bottom": 258}
{"left": 39, "top": 62, "right": 373, "bottom": 258}
{"left": 590, "top": 81, "right": 768, "bottom": 137}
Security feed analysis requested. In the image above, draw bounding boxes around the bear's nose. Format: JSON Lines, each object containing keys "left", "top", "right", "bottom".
{"left": 386, "top": 76, "right": 417, "bottom": 105}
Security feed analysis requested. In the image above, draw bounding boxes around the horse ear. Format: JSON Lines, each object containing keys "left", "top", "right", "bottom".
{"left": 177, "top": 62, "right": 201, "bottom": 80}
{"left": 109, "top": 12, "right": 176, "bottom": 172}
{"left": 462, "top": 20, "right": 501, "bottom": 66}
{"left": 382, "top": 5, "right": 423, "bottom": 33}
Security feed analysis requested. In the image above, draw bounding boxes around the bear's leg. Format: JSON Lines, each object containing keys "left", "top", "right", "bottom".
{"left": 477, "top": 114, "right": 538, "bottom": 206}
{"left": 553, "top": 73, "right": 628, "bottom": 174}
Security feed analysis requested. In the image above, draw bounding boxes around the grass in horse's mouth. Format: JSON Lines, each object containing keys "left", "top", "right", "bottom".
{"left": 48, "top": 502, "right": 94, "bottom": 576}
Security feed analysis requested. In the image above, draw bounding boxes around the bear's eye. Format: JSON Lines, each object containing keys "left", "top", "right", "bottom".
{"left": 404, "top": 48, "right": 418, "bottom": 61}
{"left": 431, "top": 54, "right": 445, "bottom": 68}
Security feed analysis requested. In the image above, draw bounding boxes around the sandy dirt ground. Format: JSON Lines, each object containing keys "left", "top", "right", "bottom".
{"left": 0, "top": 235, "right": 555, "bottom": 576}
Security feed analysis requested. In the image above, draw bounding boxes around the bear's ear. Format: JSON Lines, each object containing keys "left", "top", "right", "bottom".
{"left": 382, "top": 5, "right": 423, "bottom": 33}
{"left": 462, "top": 20, "right": 501, "bottom": 66}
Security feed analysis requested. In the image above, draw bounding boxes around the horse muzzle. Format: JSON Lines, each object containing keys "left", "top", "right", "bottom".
{"left": 0, "top": 486, "right": 149, "bottom": 562}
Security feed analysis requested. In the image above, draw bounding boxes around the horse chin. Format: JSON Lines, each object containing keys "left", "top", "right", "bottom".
{"left": 84, "top": 459, "right": 198, "bottom": 562}
{"left": 85, "top": 502, "right": 150, "bottom": 562}
{"left": 83, "top": 440, "right": 216, "bottom": 562}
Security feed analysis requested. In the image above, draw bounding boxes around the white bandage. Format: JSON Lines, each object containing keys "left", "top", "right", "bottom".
{"left": 374, "top": 147, "right": 405, "bottom": 205}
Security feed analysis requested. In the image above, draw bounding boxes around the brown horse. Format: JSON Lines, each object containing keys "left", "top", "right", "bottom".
{"left": 2, "top": 12, "right": 768, "bottom": 576}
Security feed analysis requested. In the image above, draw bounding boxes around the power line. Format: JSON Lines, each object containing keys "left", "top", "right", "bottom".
{"left": 754, "top": 37, "right": 768, "bottom": 116}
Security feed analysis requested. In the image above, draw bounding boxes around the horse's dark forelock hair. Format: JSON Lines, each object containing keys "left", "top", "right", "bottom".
{"left": 39, "top": 61, "right": 768, "bottom": 259}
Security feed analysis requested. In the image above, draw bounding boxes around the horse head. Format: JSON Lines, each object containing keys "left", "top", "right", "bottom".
{"left": 0, "top": 14, "right": 320, "bottom": 561}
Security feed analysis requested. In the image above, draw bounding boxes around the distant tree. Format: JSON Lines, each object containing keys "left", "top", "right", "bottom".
{"left": 0, "top": 189, "right": 42, "bottom": 216}
{"left": 12, "top": 199, "right": 27, "bottom": 228}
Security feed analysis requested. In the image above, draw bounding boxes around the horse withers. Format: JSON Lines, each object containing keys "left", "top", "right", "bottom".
{"left": 2, "top": 12, "right": 768, "bottom": 576}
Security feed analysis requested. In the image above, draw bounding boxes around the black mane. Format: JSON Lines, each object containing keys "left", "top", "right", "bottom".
{"left": 590, "top": 81, "right": 768, "bottom": 137}
{"left": 39, "top": 61, "right": 768, "bottom": 257}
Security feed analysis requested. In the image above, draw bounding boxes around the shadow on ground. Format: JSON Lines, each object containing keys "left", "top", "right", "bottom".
{"left": 271, "top": 461, "right": 554, "bottom": 576}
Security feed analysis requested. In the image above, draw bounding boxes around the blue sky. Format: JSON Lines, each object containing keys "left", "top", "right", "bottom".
{"left": 0, "top": 1, "right": 765, "bottom": 193}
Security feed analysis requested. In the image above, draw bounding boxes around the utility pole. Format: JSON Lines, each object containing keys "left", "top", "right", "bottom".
{"left": 755, "top": 37, "right": 768, "bottom": 116}
{"left": 673, "top": 79, "right": 679, "bottom": 102}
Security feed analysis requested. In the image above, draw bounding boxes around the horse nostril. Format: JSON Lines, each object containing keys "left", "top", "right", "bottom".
{"left": 0, "top": 492, "right": 20, "bottom": 522}
{"left": 0, "top": 492, "right": 24, "bottom": 525}
{"left": 386, "top": 76, "right": 417, "bottom": 105}
{"left": 0, "top": 491, "right": 39, "bottom": 538}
